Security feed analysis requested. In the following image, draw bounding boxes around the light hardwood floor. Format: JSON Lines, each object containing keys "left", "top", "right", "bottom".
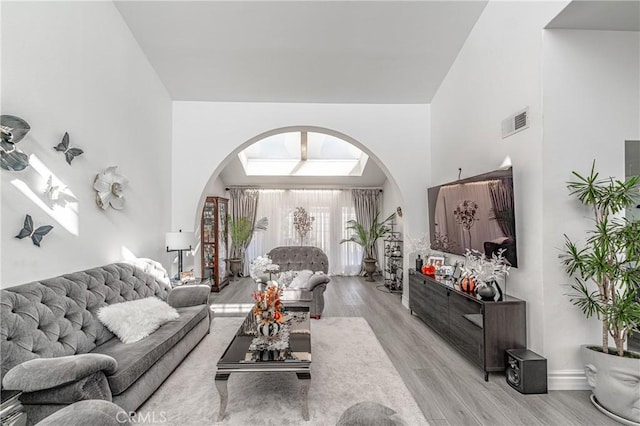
{"left": 209, "top": 276, "right": 617, "bottom": 426}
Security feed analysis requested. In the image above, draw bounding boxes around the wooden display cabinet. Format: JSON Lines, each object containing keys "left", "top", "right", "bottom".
{"left": 201, "top": 196, "right": 229, "bottom": 292}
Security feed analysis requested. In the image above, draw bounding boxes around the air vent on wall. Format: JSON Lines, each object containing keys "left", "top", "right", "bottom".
{"left": 502, "top": 107, "right": 529, "bottom": 139}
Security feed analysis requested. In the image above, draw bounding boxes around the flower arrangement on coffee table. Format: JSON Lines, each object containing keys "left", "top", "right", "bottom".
{"left": 249, "top": 255, "right": 280, "bottom": 284}
{"left": 250, "top": 283, "right": 290, "bottom": 350}
{"left": 250, "top": 255, "right": 298, "bottom": 289}
{"left": 252, "top": 284, "right": 285, "bottom": 327}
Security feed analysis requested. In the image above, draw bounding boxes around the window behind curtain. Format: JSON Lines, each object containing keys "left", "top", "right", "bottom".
{"left": 246, "top": 189, "right": 362, "bottom": 275}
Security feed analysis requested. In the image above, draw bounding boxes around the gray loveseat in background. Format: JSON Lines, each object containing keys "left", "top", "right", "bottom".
{"left": 268, "top": 246, "right": 331, "bottom": 319}
{"left": 0, "top": 259, "right": 211, "bottom": 425}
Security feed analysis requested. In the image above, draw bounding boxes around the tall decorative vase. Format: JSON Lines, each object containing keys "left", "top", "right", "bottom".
{"left": 256, "top": 321, "right": 281, "bottom": 338}
{"left": 415, "top": 255, "right": 423, "bottom": 271}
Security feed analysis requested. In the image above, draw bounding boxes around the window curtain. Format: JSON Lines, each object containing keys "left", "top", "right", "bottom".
{"left": 228, "top": 188, "right": 260, "bottom": 275}
{"left": 246, "top": 189, "right": 362, "bottom": 276}
{"left": 352, "top": 189, "right": 381, "bottom": 274}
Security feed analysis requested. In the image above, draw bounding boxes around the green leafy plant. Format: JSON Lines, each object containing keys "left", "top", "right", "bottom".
{"left": 561, "top": 161, "right": 640, "bottom": 357}
{"left": 340, "top": 211, "right": 396, "bottom": 260}
{"left": 228, "top": 216, "right": 268, "bottom": 259}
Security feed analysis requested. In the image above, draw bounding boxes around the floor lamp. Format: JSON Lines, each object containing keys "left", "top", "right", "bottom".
{"left": 166, "top": 230, "right": 194, "bottom": 279}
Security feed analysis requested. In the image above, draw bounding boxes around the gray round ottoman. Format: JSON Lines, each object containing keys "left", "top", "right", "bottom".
{"left": 337, "top": 401, "right": 407, "bottom": 426}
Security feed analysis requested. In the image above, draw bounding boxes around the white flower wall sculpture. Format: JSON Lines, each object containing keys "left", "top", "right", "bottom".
{"left": 93, "top": 166, "right": 128, "bottom": 210}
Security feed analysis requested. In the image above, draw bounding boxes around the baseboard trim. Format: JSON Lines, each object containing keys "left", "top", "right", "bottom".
{"left": 548, "top": 370, "right": 590, "bottom": 390}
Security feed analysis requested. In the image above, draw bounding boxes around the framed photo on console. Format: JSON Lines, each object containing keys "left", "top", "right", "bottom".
{"left": 427, "top": 256, "right": 445, "bottom": 268}
{"left": 439, "top": 265, "right": 455, "bottom": 277}
{"left": 180, "top": 271, "right": 195, "bottom": 283}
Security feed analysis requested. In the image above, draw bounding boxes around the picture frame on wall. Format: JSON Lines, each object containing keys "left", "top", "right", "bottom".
{"left": 427, "top": 256, "right": 445, "bottom": 268}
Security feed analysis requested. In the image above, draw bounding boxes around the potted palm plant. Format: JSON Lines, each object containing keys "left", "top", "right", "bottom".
{"left": 341, "top": 211, "right": 396, "bottom": 282}
{"left": 227, "top": 216, "right": 268, "bottom": 280}
{"left": 561, "top": 161, "right": 640, "bottom": 424}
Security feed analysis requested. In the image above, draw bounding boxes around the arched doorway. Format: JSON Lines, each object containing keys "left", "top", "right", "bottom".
{"left": 190, "top": 126, "right": 405, "bottom": 279}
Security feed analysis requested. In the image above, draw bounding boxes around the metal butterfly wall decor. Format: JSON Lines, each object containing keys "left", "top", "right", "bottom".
{"left": 54, "top": 132, "right": 83, "bottom": 165}
{"left": 15, "top": 214, "right": 53, "bottom": 247}
{"left": 45, "top": 175, "right": 66, "bottom": 201}
{"left": 0, "top": 115, "right": 31, "bottom": 171}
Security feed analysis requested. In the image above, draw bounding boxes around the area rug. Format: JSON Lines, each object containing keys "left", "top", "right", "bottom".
{"left": 138, "top": 317, "right": 428, "bottom": 425}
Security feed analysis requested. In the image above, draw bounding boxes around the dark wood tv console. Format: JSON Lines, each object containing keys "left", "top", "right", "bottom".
{"left": 408, "top": 270, "right": 526, "bottom": 381}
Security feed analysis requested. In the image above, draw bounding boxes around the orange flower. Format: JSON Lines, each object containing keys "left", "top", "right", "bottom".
{"left": 253, "top": 285, "right": 285, "bottom": 324}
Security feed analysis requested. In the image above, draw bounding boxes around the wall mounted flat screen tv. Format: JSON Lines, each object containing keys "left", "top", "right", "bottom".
{"left": 427, "top": 167, "right": 518, "bottom": 267}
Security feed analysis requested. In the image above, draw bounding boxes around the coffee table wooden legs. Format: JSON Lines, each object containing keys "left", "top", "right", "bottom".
{"left": 297, "top": 372, "right": 311, "bottom": 421}
{"left": 215, "top": 373, "right": 230, "bottom": 421}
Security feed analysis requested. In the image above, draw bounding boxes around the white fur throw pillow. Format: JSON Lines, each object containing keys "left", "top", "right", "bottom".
{"left": 97, "top": 297, "right": 179, "bottom": 344}
{"left": 289, "top": 270, "right": 314, "bottom": 289}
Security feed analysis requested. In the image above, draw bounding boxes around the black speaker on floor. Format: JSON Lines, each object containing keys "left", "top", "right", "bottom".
{"left": 505, "top": 349, "right": 547, "bottom": 394}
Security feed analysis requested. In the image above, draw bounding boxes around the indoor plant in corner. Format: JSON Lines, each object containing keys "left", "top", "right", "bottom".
{"left": 227, "top": 216, "right": 268, "bottom": 280}
{"left": 341, "top": 211, "right": 395, "bottom": 282}
{"left": 561, "top": 161, "right": 640, "bottom": 424}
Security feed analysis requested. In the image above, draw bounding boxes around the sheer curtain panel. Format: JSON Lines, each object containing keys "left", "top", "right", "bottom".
{"left": 247, "top": 189, "right": 362, "bottom": 276}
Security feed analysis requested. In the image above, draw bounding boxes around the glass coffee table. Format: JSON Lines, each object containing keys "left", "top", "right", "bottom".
{"left": 215, "top": 306, "right": 312, "bottom": 421}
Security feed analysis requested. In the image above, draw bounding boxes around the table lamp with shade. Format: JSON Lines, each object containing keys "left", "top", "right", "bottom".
{"left": 165, "top": 230, "right": 194, "bottom": 279}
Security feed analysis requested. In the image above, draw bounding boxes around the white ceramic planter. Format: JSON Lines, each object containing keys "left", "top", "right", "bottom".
{"left": 581, "top": 344, "right": 640, "bottom": 425}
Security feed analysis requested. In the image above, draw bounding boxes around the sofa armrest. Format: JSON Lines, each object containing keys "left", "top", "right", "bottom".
{"left": 167, "top": 284, "right": 210, "bottom": 308}
{"left": 37, "top": 400, "right": 129, "bottom": 426}
{"left": 2, "top": 354, "right": 117, "bottom": 393}
{"left": 307, "top": 274, "right": 330, "bottom": 291}
{"left": 20, "top": 371, "right": 112, "bottom": 405}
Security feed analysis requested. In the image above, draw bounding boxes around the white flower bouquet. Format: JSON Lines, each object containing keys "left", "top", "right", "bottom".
{"left": 249, "top": 255, "right": 299, "bottom": 288}
{"left": 461, "top": 248, "right": 510, "bottom": 287}
{"left": 250, "top": 255, "right": 280, "bottom": 281}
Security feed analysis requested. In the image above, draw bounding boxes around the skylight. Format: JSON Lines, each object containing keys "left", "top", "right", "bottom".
{"left": 238, "top": 131, "right": 368, "bottom": 177}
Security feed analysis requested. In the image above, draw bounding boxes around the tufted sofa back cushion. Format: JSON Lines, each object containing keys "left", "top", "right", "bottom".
{"left": 267, "top": 246, "right": 329, "bottom": 274}
{"left": 0, "top": 262, "right": 171, "bottom": 383}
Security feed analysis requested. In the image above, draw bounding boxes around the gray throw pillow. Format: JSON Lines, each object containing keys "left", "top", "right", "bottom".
{"left": 337, "top": 401, "right": 407, "bottom": 426}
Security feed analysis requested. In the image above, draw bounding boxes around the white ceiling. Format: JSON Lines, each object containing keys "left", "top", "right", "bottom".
{"left": 546, "top": 0, "right": 640, "bottom": 31}
{"left": 114, "top": 0, "right": 637, "bottom": 187}
{"left": 114, "top": 0, "right": 488, "bottom": 104}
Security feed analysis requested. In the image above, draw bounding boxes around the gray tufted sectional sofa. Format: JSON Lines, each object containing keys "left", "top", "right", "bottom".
{"left": 267, "top": 246, "right": 331, "bottom": 319}
{"left": 0, "top": 259, "right": 211, "bottom": 425}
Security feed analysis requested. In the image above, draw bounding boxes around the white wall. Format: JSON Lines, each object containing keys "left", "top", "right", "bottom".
{"left": 172, "top": 102, "right": 431, "bottom": 301}
{"left": 542, "top": 29, "right": 640, "bottom": 388}
{"left": 430, "top": 1, "right": 568, "bottom": 364}
{"left": 1, "top": 2, "right": 172, "bottom": 287}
